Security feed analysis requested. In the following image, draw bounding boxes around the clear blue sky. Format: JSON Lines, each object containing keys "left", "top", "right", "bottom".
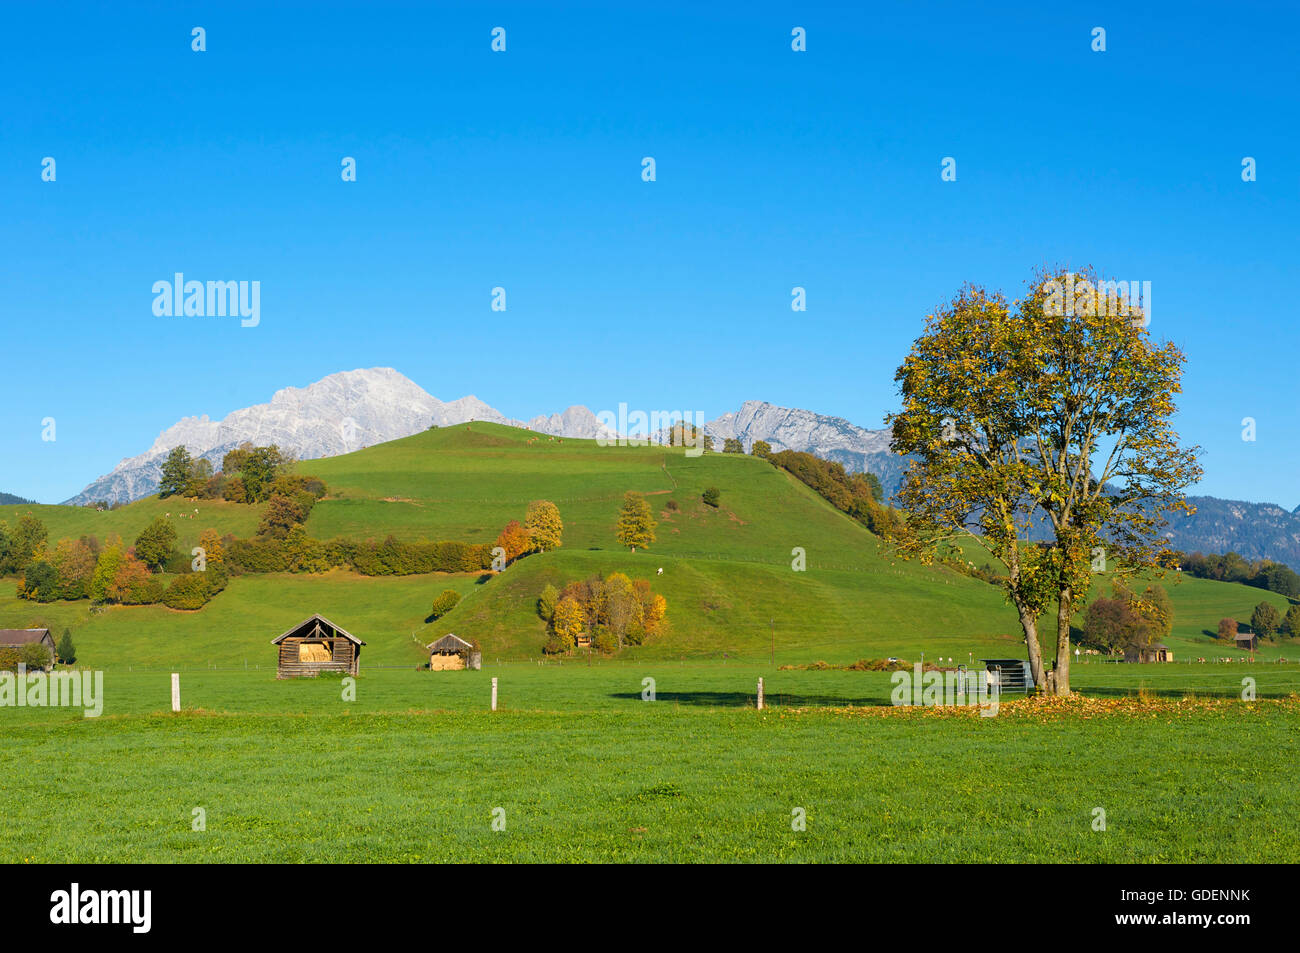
{"left": 2, "top": 1, "right": 1297, "bottom": 506}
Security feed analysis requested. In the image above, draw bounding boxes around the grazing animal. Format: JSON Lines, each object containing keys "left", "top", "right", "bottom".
{"left": 656, "top": 567, "right": 663, "bottom": 576}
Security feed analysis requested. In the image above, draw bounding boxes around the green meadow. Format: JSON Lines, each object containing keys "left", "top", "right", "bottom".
{"left": 2, "top": 423, "right": 1297, "bottom": 862}
{"left": 3, "top": 667, "right": 1297, "bottom": 863}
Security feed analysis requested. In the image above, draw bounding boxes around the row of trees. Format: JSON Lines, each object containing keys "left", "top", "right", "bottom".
{"left": 765, "top": 449, "right": 901, "bottom": 538}
{"left": 538, "top": 572, "right": 667, "bottom": 654}
{"left": 158, "top": 443, "right": 321, "bottom": 505}
{"left": 18, "top": 526, "right": 229, "bottom": 609}
{"left": 1180, "top": 551, "right": 1300, "bottom": 598}
{"left": 1219, "top": 602, "right": 1300, "bottom": 642}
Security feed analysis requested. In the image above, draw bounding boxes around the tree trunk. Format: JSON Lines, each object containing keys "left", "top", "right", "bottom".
{"left": 1018, "top": 604, "right": 1045, "bottom": 691}
{"left": 1054, "top": 587, "right": 1072, "bottom": 695}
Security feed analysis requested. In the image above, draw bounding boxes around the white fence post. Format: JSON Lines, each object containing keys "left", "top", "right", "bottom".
{"left": 491, "top": 677, "right": 498, "bottom": 712}
{"left": 171, "top": 672, "right": 180, "bottom": 713}
{"left": 757, "top": 677, "right": 764, "bottom": 711}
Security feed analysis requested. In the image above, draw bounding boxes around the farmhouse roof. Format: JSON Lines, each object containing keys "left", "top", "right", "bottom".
{"left": 429, "top": 634, "right": 474, "bottom": 652}
{"left": 270, "top": 615, "right": 365, "bottom": 646}
{"left": 1234, "top": 633, "right": 1256, "bottom": 642}
{"left": 0, "top": 628, "right": 52, "bottom": 646}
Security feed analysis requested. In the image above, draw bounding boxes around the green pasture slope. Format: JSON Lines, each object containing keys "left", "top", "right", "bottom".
{"left": 3, "top": 423, "right": 1298, "bottom": 861}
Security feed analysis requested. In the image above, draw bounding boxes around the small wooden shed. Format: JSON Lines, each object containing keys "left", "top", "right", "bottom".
{"left": 0, "top": 628, "right": 55, "bottom": 670}
{"left": 272, "top": 615, "right": 364, "bottom": 678}
{"left": 1234, "top": 632, "right": 1258, "bottom": 651}
{"left": 428, "top": 634, "right": 480, "bottom": 671}
{"left": 1125, "top": 642, "right": 1174, "bottom": 663}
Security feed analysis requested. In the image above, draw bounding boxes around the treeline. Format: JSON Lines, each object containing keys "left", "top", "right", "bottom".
{"left": 764, "top": 448, "right": 903, "bottom": 538}
{"left": 1179, "top": 551, "right": 1300, "bottom": 598}
{"left": 10, "top": 518, "right": 230, "bottom": 610}
{"left": 226, "top": 532, "right": 493, "bottom": 575}
{"left": 157, "top": 443, "right": 324, "bottom": 505}
{"left": 5, "top": 510, "right": 493, "bottom": 611}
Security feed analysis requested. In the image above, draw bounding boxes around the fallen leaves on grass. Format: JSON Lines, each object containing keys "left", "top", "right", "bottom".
{"left": 793, "top": 693, "right": 1300, "bottom": 722}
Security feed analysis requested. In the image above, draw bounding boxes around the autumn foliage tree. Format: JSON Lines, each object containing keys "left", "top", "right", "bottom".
{"left": 889, "top": 268, "right": 1202, "bottom": 695}
{"left": 525, "top": 500, "right": 563, "bottom": 552}
{"left": 616, "top": 492, "right": 656, "bottom": 552}
{"left": 495, "top": 520, "right": 531, "bottom": 564}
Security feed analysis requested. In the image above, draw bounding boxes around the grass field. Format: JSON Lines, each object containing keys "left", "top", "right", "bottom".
{"left": 3, "top": 665, "right": 1297, "bottom": 863}
{"left": 3, "top": 423, "right": 1297, "bottom": 862}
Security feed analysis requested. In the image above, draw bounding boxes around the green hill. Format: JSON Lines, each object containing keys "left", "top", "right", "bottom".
{"left": 1, "top": 422, "right": 1294, "bottom": 669}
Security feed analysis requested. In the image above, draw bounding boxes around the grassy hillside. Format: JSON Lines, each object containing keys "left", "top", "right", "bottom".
{"left": 1, "top": 422, "right": 1295, "bottom": 668}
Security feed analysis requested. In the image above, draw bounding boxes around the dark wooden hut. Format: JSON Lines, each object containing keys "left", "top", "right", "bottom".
{"left": 272, "top": 615, "right": 364, "bottom": 678}
{"left": 1234, "top": 632, "right": 1258, "bottom": 651}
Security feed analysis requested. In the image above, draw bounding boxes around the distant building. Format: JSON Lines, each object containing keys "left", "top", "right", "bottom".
{"left": 1234, "top": 632, "right": 1258, "bottom": 651}
{"left": 0, "top": 628, "right": 55, "bottom": 670}
{"left": 1126, "top": 643, "right": 1174, "bottom": 663}
{"left": 272, "top": 615, "right": 364, "bottom": 678}
{"left": 428, "top": 634, "right": 480, "bottom": 671}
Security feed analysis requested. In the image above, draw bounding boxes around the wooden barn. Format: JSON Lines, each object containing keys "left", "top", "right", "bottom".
{"left": 272, "top": 615, "right": 364, "bottom": 678}
{"left": 428, "top": 634, "right": 480, "bottom": 671}
{"left": 1234, "top": 632, "right": 1258, "bottom": 651}
{"left": 0, "top": 628, "right": 55, "bottom": 670}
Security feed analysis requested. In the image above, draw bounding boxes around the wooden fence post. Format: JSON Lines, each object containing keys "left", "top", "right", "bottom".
{"left": 491, "top": 677, "right": 498, "bottom": 712}
{"left": 171, "top": 673, "right": 180, "bottom": 713}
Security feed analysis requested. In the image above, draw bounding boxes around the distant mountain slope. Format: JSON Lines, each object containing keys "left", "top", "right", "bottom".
{"left": 1166, "top": 497, "right": 1300, "bottom": 566}
{"left": 702, "top": 401, "right": 1300, "bottom": 568}
{"left": 526, "top": 406, "right": 618, "bottom": 441}
{"left": 64, "top": 368, "right": 523, "bottom": 506}
{"left": 58, "top": 376, "right": 1300, "bottom": 568}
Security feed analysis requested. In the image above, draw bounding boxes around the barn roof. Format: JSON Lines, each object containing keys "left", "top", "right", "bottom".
{"left": 429, "top": 634, "right": 474, "bottom": 653}
{"left": 0, "top": 628, "right": 52, "bottom": 646}
{"left": 271, "top": 615, "right": 365, "bottom": 646}
{"left": 1234, "top": 633, "right": 1256, "bottom": 641}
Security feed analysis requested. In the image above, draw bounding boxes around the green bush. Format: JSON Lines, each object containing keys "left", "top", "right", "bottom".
{"left": 429, "top": 589, "right": 461, "bottom": 620}
{"left": 702, "top": 487, "right": 721, "bottom": 508}
{"left": 19, "top": 641, "right": 52, "bottom": 671}
{"left": 163, "top": 572, "right": 212, "bottom": 610}
{"left": 56, "top": 630, "right": 76, "bottom": 665}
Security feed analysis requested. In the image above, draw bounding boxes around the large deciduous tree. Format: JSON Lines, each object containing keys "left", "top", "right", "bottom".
{"left": 525, "top": 500, "right": 563, "bottom": 552}
{"left": 616, "top": 492, "right": 656, "bottom": 552}
{"left": 889, "top": 268, "right": 1201, "bottom": 695}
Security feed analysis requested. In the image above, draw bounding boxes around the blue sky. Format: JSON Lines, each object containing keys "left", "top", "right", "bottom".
{"left": 2, "top": 1, "right": 1297, "bottom": 506}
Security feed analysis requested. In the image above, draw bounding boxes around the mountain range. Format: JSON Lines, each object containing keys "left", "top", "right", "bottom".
{"left": 40, "top": 367, "right": 1300, "bottom": 567}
